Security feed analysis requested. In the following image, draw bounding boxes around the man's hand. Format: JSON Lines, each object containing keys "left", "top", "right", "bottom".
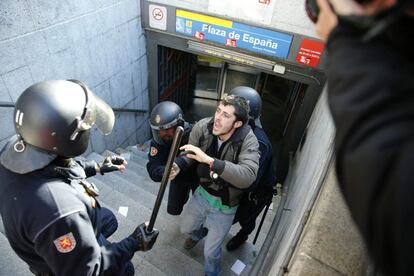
{"left": 97, "top": 156, "right": 127, "bottom": 175}
{"left": 315, "top": 0, "right": 368, "bottom": 40}
{"left": 315, "top": 0, "right": 393, "bottom": 40}
{"left": 180, "top": 144, "right": 214, "bottom": 164}
{"left": 315, "top": 0, "right": 339, "bottom": 40}
{"left": 169, "top": 162, "right": 180, "bottom": 181}
{"left": 131, "top": 222, "right": 159, "bottom": 252}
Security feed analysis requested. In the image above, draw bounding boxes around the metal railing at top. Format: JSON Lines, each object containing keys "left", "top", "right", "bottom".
{"left": 0, "top": 102, "right": 14, "bottom": 108}
{"left": 0, "top": 101, "right": 147, "bottom": 114}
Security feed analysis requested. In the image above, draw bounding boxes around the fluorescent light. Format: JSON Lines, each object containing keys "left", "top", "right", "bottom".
{"left": 188, "top": 41, "right": 284, "bottom": 74}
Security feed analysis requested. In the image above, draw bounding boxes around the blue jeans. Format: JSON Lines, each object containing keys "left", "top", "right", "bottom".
{"left": 181, "top": 193, "right": 236, "bottom": 276}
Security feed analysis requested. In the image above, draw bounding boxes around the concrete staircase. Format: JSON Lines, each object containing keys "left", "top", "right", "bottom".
{"left": 0, "top": 145, "right": 277, "bottom": 275}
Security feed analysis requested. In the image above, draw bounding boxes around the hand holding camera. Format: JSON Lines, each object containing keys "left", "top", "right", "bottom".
{"left": 306, "top": 0, "right": 369, "bottom": 40}
{"left": 306, "top": 0, "right": 367, "bottom": 23}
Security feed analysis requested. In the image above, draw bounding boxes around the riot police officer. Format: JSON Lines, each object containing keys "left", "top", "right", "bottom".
{"left": 226, "top": 86, "right": 277, "bottom": 251}
{"left": 0, "top": 80, "right": 159, "bottom": 276}
{"left": 147, "top": 101, "right": 198, "bottom": 215}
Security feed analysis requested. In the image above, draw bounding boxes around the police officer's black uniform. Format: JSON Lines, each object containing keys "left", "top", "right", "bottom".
{"left": 226, "top": 86, "right": 277, "bottom": 251}
{"left": 147, "top": 101, "right": 198, "bottom": 215}
{"left": 231, "top": 122, "right": 276, "bottom": 238}
{"left": 0, "top": 157, "right": 139, "bottom": 275}
{"left": 0, "top": 80, "right": 158, "bottom": 276}
{"left": 147, "top": 122, "right": 198, "bottom": 215}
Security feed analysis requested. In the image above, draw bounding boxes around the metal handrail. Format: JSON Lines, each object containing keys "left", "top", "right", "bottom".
{"left": 0, "top": 102, "right": 147, "bottom": 114}
{"left": 0, "top": 102, "right": 14, "bottom": 108}
{"left": 112, "top": 107, "right": 147, "bottom": 113}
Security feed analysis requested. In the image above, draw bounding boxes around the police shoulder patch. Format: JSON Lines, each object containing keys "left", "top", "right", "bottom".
{"left": 53, "top": 232, "right": 76, "bottom": 253}
{"left": 150, "top": 146, "right": 158, "bottom": 156}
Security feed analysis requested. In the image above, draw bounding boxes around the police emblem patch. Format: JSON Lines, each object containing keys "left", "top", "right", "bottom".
{"left": 155, "top": 114, "right": 161, "bottom": 124}
{"left": 53, "top": 232, "right": 76, "bottom": 253}
{"left": 150, "top": 146, "right": 158, "bottom": 156}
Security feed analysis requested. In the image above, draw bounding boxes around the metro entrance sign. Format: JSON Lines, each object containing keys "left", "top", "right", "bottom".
{"left": 175, "top": 9, "right": 293, "bottom": 59}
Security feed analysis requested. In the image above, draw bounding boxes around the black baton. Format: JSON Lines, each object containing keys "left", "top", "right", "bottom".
{"left": 146, "top": 126, "right": 184, "bottom": 233}
{"left": 253, "top": 202, "right": 271, "bottom": 245}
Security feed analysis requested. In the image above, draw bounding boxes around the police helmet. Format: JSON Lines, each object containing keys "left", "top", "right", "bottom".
{"left": 150, "top": 101, "right": 184, "bottom": 145}
{"left": 0, "top": 80, "right": 114, "bottom": 173}
{"left": 229, "top": 86, "right": 262, "bottom": 126}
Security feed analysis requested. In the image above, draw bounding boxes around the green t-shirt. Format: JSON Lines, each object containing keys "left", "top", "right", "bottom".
{"left": 196, "top": 186, "right": 238, "bottom": 212}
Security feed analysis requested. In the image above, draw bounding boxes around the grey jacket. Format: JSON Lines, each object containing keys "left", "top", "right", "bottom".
{"left": 178, "top": 117, "right": 260, "bottom": 206}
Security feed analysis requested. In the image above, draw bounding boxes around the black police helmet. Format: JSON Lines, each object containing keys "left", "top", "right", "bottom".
{"left": 14, "top": 80, "right": 114, "bottom": 157}
{"left": 150, "top": 101, "right": 184, "bottom": 145}
{"left": 229, "top": 86, "right": 262, "bottom": 120}
{"left": 1, "top": 80, "right": 115, "bottom": 174}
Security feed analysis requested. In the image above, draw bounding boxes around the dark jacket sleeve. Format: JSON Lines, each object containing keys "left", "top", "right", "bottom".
{"left": 146, "top": 140, "right": 166, "bottom": 182}
{"left": 326, "top": 18, "right": 414, "bottom": 275}
{"left": 34, "top": 211, "right": 137, "bottom": 276}
{"left": 76, "top": 159, "right": 98, "bottom": 178}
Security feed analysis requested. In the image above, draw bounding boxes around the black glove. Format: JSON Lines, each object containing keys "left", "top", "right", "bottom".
{"left": 98, "top": 156, "right": 125, "bottom": 175}
{"left": 131, "top": 223, "right": 159, "bottom": 252}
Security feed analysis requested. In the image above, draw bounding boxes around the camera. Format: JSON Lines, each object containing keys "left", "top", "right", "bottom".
{"left": 305, "top": 0, "right": 369, "bottom": 23}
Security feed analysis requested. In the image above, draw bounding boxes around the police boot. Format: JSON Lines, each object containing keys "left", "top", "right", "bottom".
{"left": 226, "top": 232, "right": 248, "bottom": 251}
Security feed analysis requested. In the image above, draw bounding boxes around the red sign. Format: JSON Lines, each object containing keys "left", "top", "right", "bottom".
{"left": 258, "top": 0, "right": 271, "bottom": 4}
{"left": 195, "top": 31, "right": 205, "bottom": 41}
{"left": 296, "top": 38, "right": 325, "bottom": 67}
{"left": 152, "top": 8, "right": 163, "bottom": 20}
{"left": 225, "top": 38, "right": 237, "bottom": 47}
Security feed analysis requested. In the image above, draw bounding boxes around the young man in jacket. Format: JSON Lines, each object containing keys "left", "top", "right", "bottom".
{"left": 314, "top": 0, "right": 414, "bottom": 274}
{"left": 176, "top": 94, "right": 260, "bottom": 276}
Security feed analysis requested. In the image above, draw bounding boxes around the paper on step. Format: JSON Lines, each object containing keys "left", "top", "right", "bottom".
{"left": 269, "top": 202, "right": 274, "bottom": 210}
{"left": 118, "top": 206, "right": 129, "bottom": 217}
{"left": 231, "top": 259, "right": 246, "bottom": 275}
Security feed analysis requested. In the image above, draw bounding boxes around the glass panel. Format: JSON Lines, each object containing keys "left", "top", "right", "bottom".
{"left": 195, "top": 65, "right": 220, "bottom": 92}
{"left": 224, "top": 69, "right": 257, "bottom": 94}
{"left": 194, "top": 65, "right": 221, "bottom": 99}
{"left": 260, "top": 74, "right": 297, "bottom": 142}
{"left": 261, "top": 74, "right": 294, "bottom": 109}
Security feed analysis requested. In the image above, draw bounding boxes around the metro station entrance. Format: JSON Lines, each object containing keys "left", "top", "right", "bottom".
{"left": 188, "top": 54, "right": 304, "bottom": 163}
{"left": 141, "top": 3, "right": 329, "bottom": 273}
{"left": 149, "top": 42, "right": 321, "bottom": 182}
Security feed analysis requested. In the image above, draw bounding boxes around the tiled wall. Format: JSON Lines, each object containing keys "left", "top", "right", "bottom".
{"left": 0, "top": 0, "right": 151, "bottom": 154}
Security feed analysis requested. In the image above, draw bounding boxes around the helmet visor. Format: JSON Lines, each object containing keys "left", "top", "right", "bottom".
{"left": 90, "top": 91, "right": 115, "bottom": 135}
{"left": 70, "top": 85, "right": 115, "bottom": 141}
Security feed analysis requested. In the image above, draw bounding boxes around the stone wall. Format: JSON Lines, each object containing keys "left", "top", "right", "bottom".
{"left": 286, "top": 167, "right": 367, "bottom": 276}
{"left": 0, "top": 0, "right": 150, "bottom": 154}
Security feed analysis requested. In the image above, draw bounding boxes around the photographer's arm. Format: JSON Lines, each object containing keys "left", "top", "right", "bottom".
{"left": 317, "top": 0, "right": 414, "bottom": 274}
{"left": 315, "top": 0, "right": 393, "bottom": 40}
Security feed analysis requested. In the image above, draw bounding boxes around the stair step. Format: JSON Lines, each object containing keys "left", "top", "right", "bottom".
{"left": 126, "top": 145, "right": 150, "bottom": 158}
{"left": 114, "top": 148, "right": 149, "bottom": 168}
{"left": 0, "top": 232, "right": 30, "bottom": 275}
{"left": 86, "top": 152, "right": 168, "bottom": 204}
{"left": 96, "top": 186, "right": 258, "bottom": 275}
{"left": 93, "top": 178, "right": 180, "bottom": 235}
{"left": 101, "top": 150, "right": 164, "bottom": 198}
{"left": 81, "top": 150, "right": 266, "bottom": 275}
{"left": 89, "top": 173, "right": 173, "bottom": 226}
{"left": 95, "top": 203, "right": 171, "bottom": 276}
{"left": 132, "top": 254, "right": 167, "bottom": 276}
{"left": 95, "top": 192, "right": 204, "bottom": 275}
